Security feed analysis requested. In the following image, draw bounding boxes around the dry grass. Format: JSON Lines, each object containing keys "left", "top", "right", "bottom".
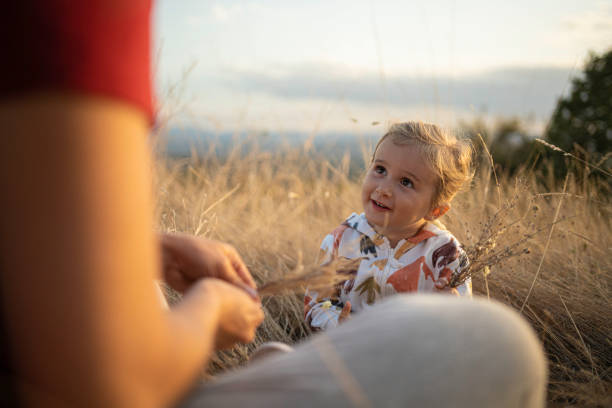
{"left": 154, "top": 135, "right": 611, "bottom": 407}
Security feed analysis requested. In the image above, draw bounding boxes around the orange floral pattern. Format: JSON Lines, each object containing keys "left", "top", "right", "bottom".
{"left": 305, "top": 213, "right": 471, "bottom": 331}
{"left": 387, "top": 256, "right": 432, "bottom": 292}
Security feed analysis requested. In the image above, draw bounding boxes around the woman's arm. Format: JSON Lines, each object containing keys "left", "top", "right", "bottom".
{"left": 0, "top": 93, "right": 262, "bottom": 408}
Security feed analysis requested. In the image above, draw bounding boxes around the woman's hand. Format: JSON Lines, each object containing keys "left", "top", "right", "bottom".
{"left": 160, "top": 233, "right": 257, "bottom": 295}
{"left": 198, "top": 279, "right": 265, "bottom": 349}
{"left": 434, "top": 277, "right": 460, "bottom": 295}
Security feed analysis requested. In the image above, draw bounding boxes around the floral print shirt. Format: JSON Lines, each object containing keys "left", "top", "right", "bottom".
{"left": 305, "top": 212, "right": 471, "bottom": 331}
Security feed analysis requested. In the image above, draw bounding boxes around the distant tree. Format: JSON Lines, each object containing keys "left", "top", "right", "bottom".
{"left": 545, "top": 49, "right": 612, "bottom": 177}
{"left": 459, "top": 117, "right": 542, "bottom": 175}
{"left": 488, "top": 117, "right": 542, "bottom": 174}
{"left": 458, "top": 117, "right": 492, "bottom": 164}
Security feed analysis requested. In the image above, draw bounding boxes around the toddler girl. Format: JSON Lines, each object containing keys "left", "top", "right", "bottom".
{"left": 306, "top": 122, "right": 474, "bottom": 331}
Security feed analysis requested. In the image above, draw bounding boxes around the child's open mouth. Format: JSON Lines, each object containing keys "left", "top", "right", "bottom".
{"left": 371, "top": 199, "right": 391, "bottom": 211}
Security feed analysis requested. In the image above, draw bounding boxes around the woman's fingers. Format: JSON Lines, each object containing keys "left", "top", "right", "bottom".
{"left": 161, "top": 233, "right": 257, "bottom": 293}
{"left": 223, "top": 244, "right": 256, "bottom": 289}
{"left": 164, "top": 266, "right": 190, "bottom": 293}
{"left": 235, "top": 282, "right": 260, "bottom": 301}
{"left": 216, "top": 309, "right": 262, "bottom": 349}
{"left": 207, "top": 279, "right": 264, "bottom": 349}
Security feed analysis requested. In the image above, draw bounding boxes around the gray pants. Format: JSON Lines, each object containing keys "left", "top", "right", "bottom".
{"left": 180, "top": 295, "right": 547, "bottom": 408}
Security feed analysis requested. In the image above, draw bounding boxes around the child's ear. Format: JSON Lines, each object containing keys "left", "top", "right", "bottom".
{"left": 426, "top": 203, "right": 450, "bottom": 220}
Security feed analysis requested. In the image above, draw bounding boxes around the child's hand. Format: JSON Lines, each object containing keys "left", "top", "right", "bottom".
{"left": 160, "top": 233, "right": 257, "bottom": 296}
{"left": 339, "top": 301, "right": 351, "bottom": 323}
{"left": 434, "top": 277, "right": 460, "bottom": 295}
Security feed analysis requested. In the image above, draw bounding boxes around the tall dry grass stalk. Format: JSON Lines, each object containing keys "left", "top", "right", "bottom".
{"left": 257, "top": 257, "right": 357, "bottom": 298}
{"left": 154, "top": 135, "right": 610, "bottom": 406}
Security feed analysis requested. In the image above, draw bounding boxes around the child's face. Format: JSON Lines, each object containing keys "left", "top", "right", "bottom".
{"left": 361, "top": 139, "right": 439, "bottom": 242}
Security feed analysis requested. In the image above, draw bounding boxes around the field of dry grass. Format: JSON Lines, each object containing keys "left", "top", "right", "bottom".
{"left": 154, "top": 135, "right": 610, "bottom": 407}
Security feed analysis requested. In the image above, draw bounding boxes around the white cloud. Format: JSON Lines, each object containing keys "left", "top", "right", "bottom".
{"left": 559, "top": 2, "right": 612, "bottom": 47}
{"left": 218, "top": 64, "right": 573, "bottom": 120}
{"left": 211, "top": 3, "right": 245, "bottom": 22}
{"left": 186, "top": 15, "right": 206, "bottom": 27}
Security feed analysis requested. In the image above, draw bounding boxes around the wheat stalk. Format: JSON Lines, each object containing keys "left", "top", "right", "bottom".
{"left": 449, "top": 182, "right": 572, "bottom": 289}
{"left": 257, "top": 257, "right": 359, "bottom": 297}
{"left": 535, "top": 139, "right": 612, "bottom": 178}
{"left": 520, "top": 175, "right": 568, "bottom": 313}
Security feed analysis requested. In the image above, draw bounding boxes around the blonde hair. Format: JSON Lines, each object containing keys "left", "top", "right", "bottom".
{"left": 373, "top": 121, "right": 474, "bottom": 208}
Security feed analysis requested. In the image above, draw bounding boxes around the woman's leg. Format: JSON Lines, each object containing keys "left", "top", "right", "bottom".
{"left": 180, "top": 295, "right": 547, "bottom": 408}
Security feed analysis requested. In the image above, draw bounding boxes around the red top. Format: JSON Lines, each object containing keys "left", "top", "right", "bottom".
{"left": 0, "top": 0, "right": 154, "bottom": 123}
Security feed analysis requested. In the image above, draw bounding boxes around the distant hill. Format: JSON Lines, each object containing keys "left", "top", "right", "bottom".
{"left": 156, "top": 127, "right": 380, "bottom": 175}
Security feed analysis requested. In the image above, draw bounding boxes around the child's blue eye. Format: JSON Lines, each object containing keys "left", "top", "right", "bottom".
{"left": 400, "top": 178, "right": 413, "bottom": 188}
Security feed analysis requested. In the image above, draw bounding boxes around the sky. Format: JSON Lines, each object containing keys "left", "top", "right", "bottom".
{"left": 153, "top": 0, "right": 612, "bottom": 134}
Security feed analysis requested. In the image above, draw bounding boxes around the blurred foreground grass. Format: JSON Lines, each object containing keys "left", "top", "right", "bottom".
{"left": 154, "top": 137, "right": 610, "bottom": 407}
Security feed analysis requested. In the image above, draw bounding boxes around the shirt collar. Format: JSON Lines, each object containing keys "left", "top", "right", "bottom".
{"left": 344, "top": 213, "right": 438, "bottom": 245}
{"left": 407, "top": 223, "right": 437, "bottom": 244}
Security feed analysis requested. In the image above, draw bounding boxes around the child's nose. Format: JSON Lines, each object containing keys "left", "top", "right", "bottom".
{"left": 375, "top": 183, "right": 392, "bottom": 196}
